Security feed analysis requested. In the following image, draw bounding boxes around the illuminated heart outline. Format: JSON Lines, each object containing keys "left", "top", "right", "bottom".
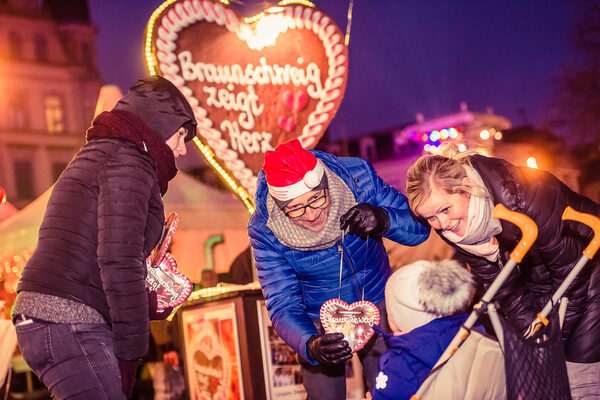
{"left": 146, "top": 0, "right": 348, "bottom": 196}
{"left": 145, "top": 253, "right": 193, "bottom": 310}
{"left": 320, "top": 298, "right": 380, "bottom": 353}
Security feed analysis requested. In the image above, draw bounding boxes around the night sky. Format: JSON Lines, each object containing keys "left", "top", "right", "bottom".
{"left": 88, "top": 0, "right": 578, "bottom": 140}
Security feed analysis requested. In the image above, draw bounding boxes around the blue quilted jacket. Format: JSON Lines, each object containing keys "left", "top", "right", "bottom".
{"left": 248, "top": 151, "right": 429, "bottom": 362}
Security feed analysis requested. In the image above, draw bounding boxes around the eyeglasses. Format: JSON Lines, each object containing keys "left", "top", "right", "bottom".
{"left": 284, "top": 191, "right": 328, "bottom": 219}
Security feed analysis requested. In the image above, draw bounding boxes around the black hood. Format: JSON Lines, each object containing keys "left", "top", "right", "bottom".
{"left": 113, "top": 75, "right": 197, "bottom": 142}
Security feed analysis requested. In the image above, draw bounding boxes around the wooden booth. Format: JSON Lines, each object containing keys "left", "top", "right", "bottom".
{"left": 178, "top": 288, "right": 365, "bottom": 400}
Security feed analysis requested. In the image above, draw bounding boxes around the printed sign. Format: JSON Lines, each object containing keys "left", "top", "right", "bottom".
{"left": 181, "top": 302, "right": 244, "bottom": 400}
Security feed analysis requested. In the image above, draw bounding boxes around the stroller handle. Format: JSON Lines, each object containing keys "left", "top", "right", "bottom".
{"left": 562, "top": 206, "right": 600, "bottom": 259}
{"left": 492, "top": 204, "right": 538, "bottom": 263}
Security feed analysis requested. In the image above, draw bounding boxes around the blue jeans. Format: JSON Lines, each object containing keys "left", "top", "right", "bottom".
{"left": 566, "top": 361, "right": 600, "bottom": 400}
{"left": 14, "top": 317, "right": 126, "bottom": 400}
{"left": 299, "top": 301, "right": 388, "bottom": 400}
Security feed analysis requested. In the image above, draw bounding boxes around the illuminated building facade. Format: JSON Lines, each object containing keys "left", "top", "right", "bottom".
{"left": 318, "top": 103, "right": 512, "bottom": 191}
{"left": 0, "top": 0, "right": 102, "bottom": 208}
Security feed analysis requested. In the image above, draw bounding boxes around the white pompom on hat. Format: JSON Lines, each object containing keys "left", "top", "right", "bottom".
{"left": 263, "top": 139, "right": 325, "bottom": 201}
{"left": 385, "top": 259, "right": 476, "bottom": 334}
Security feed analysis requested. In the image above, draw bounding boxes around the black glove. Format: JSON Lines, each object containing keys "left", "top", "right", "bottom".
{"left": 118, "top": 358, "right": 139, "bottom": 399}
{"left": 340, "top": 203, "right": 389, "bottom": 239}
{"left": 148, "top": 289, "right": 174, "bottom": 321}
{"left": 306, "top": 333, "right": 352, "bottom": 366}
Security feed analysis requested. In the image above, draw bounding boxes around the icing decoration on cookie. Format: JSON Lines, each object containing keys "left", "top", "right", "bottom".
{"left": 320, "top": 299, "right": 380, "bottom": 352}
{"left": 145, "top": 253, "right": 193, "bottom": 310}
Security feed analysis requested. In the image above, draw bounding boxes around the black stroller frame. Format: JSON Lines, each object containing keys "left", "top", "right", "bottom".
{"left": 412, "top": 204, "right": 600, "bottom": 400}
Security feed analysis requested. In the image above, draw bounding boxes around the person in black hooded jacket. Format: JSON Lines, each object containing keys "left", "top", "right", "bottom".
{"left": 405, "top": 145, "right": 600, "bottom": 400}
{"left": 12, "top": 75, "right": 197, "bottom": 400}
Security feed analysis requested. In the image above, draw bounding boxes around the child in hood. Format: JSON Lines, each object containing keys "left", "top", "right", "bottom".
{"left": 371, "top": 259, "right": 477, "bottom": 400}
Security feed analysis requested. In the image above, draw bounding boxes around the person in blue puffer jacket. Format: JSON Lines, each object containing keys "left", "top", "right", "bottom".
{"left": 370, "top": 259, "right": 477, "bottom": 400}
{"left": 247, "top": 139, "right": 429, "bottom": 399}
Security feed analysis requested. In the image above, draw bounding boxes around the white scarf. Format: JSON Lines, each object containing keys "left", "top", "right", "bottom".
{"left": 442, "top": 165, "right": 502, "bottom": 262}
{"left": 266, "top": 161, "right": 357, "bottom": 251}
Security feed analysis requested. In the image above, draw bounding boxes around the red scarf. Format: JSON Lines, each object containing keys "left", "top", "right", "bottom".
{"left": 86, "top": 110, "right": 177, "bottom": 195}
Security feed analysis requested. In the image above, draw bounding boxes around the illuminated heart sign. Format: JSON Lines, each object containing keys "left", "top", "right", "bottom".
{"left": 145, "top": 0, "right": 348, "bottom": 200}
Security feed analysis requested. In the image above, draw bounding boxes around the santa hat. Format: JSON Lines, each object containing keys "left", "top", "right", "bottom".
{"left": 385, "top": 259, "right": 476, "bottom": 333}
{"left": 263, "top": 139, "right": 325, "bottom": 202}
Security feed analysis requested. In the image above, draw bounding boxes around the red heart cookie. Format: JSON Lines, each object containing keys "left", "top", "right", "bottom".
{"left": 320, "top": 299, "right": 381, "bottom": 352}
{"left": 145, "top": 253, "right": 193, "bottom": 310}
{"left": 145, "top": 0, "right": 348, "bottom": 198}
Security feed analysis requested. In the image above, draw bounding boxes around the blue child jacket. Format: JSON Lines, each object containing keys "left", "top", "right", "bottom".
{"left": 371, "top": 314, "right": 469, "bottom": 400}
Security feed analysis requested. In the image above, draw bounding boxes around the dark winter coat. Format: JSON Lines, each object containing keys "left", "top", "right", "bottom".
{"left": 18, "top": 136, "right": 165, "bottom": 360}
{"left": 439, "top": 154, "right": 600, "bottom": 363}
{"left": 18, "top": 76, "right": 196, "bottom": 361}
{"left": 248, "top": 151, "right": 429, "bottom": 362}
{"left": 371, "top": 314, "right": 469, "bottom": 400}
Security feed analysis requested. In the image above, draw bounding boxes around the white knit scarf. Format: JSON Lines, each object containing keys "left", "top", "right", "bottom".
{"left": 442, "top": 165, "right": 502, "bottom": 262}
{"left": 266, "top": 161, "right": 357, "bottom": 251}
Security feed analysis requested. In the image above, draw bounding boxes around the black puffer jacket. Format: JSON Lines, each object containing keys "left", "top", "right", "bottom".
{"left": 18, "top": 137, "right": 165, "bottom": 360}
{"left": 439, "top": 155, "right": 600, "bottom": 363}
{"left": 17, "top": 76, "right": 197, "bottom": 361}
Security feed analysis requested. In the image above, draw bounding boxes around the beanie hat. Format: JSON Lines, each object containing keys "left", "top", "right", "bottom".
{"left": 263, "top": 139, "right": 325, "bottom": 202}
{"left": 385, "top": 259, "right": 476, "bottom": 333}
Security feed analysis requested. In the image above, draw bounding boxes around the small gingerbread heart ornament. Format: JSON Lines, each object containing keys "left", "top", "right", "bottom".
{"left": 320, "top": 299, "right": 380, "bottom": 352}
{"left": 145, "top": 212, "right": 193, "bottom": 310}
{"left": 145, "top": 253, "right": 193, "bottom": 310}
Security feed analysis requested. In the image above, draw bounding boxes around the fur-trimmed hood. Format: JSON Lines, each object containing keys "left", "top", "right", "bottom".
{"left": 386, "top": 259, "right": 476, "bottom": 333}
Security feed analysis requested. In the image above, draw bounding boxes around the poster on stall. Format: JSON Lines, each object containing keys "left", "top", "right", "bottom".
{"left": 256, "top": 300, "right": 364, "bottom": 400}
{"left": 181, "top": 302, "right": 244, "bottom": 400}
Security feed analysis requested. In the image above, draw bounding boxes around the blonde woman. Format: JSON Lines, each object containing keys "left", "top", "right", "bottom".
{"left": 405, "top": 145, "right": 600, "bottom": 399}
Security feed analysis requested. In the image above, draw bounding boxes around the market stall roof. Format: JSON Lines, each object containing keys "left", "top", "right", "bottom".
{"left": 163, "top": 172, "right": 250, "bottom": 230}
{"left": 0, "top": 172, "right": 250, "bottom": 266}
{"left": 0, "top": 201, "right": 17, "bottom": 223}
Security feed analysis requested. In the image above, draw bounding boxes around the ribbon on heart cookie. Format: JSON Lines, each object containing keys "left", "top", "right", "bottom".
{"left": 144, "top": 0, "right": 348, "bottom": 206}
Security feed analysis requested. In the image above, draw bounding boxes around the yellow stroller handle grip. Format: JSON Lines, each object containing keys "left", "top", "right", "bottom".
{"left": 492, "top": 204, "right": 538, "bottom": 263}
{"left": 562, "top": 206, "right": 600, "bottom": 258}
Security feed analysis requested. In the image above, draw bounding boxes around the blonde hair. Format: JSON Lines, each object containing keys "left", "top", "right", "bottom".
{"left": 406, "top": 143, "right": 488, "bottom": 215}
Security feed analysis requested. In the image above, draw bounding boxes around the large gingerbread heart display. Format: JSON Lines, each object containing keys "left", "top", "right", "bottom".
{"left": 145, "top": 0, "right": 348, "bottom": 197}
{"left": 320, "top": 299, "right": 380, "bottom": 352}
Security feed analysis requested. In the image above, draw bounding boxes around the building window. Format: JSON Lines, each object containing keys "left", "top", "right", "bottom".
{"left": 9, "top": 31, "right": 22, "bottom": 59}
{"left": 7, "top": 95, "right": 27, "bottom": 129}
{"left": 52, "top": 162, "right": 68, "bottom": 182}
{"left": 45, "top": 96, "right": 64, "bottom": 134}
{"left": 14, "top": 160, "right": 35, "bottom": 200}
{"left": 34, "top": 34, "right": 48, "bottom": 62}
